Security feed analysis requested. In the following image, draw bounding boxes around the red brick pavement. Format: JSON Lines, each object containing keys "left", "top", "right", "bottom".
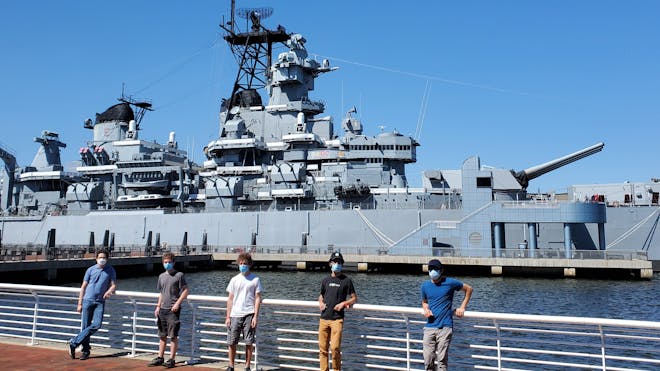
{"left": 0, "top": 340, "right": 224, "bottom": 370}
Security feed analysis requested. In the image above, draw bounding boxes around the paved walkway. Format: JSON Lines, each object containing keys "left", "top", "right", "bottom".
{"left": 0, "top": 339, "right": 229, "bottom": 370}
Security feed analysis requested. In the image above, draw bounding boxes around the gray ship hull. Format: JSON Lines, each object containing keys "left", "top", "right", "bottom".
{"left": 2, "top": 204, "right": 657, "bottom": 264}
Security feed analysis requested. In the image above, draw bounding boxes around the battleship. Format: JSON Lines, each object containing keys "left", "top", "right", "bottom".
{"left": 0, "top": 5, "right": 658, "bottom": 269}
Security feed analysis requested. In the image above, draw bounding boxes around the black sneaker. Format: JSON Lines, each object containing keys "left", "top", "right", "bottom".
{"left": 226, "top": 366, "right": 234, "bottom": 371}
{"left": 164, "top": 359, "right": 176, "bottom": 368}
{"left": 149, "top": 357, "right": 164, "bottom": 366}
{"left": 79, "top": 351, "right": 90, "bottom": 360}
{"left": 245, "top": 367, "right": 251, "bottom": 371}
{"left": 68, "top": 343, "right": 76, "bottom": 359}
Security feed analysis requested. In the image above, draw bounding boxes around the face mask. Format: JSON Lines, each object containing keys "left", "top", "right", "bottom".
{"left": 331, "top": 263, "right": 342, "bottom": 272}
{"left": 163, "top": 262, "right": 174, "bottom": 271}
{"left": 429, "top": 270, "right": 441, "bottom": 280}
{"left": 239, "top": 264, "right": 249, "bottom": 273}
{"left": 97, "top": 258, "right": 107, "bottom": 266}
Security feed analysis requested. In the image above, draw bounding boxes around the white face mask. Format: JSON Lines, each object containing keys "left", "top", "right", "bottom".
{"left": 97, "top": 258, "right": 107, "bottom": 266}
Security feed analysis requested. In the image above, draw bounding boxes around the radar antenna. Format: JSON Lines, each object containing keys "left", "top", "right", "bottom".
{"left": 118, "top": 93, "right": 153, "bottom": 128}
{"left": 220, "top": 1, "right": 289, "bottom": 117}
{"left": 237, "top": 7, "right": 273, "bottom": 31}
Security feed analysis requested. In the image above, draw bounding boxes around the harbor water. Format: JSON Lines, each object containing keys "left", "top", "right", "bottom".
{"left": 113, "top": 269, "right": 660, "bottom": 322}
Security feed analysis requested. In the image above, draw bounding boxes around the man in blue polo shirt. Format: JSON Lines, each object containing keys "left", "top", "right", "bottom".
{"left": 68, "top": 249, "right": 117, "bottom": 360}
{"left": 421, "top": 259, "right": 473, "bottom": 371}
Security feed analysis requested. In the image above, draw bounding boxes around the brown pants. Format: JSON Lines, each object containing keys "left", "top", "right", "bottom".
{"left": 318, "top": 318, "right": 344, "bottom": 371}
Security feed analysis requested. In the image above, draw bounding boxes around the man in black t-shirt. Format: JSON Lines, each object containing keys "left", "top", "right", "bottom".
{"left": 318, "top": 252, "right": 358, "bottom": 371}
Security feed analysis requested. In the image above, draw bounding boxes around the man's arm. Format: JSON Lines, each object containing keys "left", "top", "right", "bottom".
{"left": 251, "top": 292, "right": 262, "bottom": 328}
{"left": 103, "top": 280, "right": 116, "bottom": 300}
{"left": 454, "top": 283, "right": 473, "bottom": 317}
{"left": 172, "top": 285, "right": 189, "bottom": 313}
{"left": 225, "top": 292, "right": 234, "bottom": 327}
{"left": 318, "top": 294, "right": 326, "bottom": 311}
{"left": 334, "top": 291, "right": 358, "bottom": 311}
{"left": 154, "top": 293, "right": 162, "bottom": 318}
{"left": 421, "top": 298, "right": 432, "bottom": 318}
{"left": 77, "top": 281, "right": 89, "bottom": 313}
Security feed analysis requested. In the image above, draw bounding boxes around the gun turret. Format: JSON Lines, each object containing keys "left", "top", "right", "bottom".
{"left": 513, "top": 142, "right": 604, "bottom": 189}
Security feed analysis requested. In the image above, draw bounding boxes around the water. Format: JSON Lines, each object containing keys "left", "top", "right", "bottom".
{"left": 113, "top": 269, "right": 660, "bottom": 322}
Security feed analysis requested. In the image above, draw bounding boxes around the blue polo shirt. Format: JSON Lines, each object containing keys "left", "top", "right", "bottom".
{"left": 421, "top": 277, "right": 463, "bottom": 328}
{"left": 83, "top": 264, "right": 116, "bottom": 302}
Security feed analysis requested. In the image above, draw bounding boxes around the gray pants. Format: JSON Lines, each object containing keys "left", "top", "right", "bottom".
{"left": 423, "top": 327, "right": 453, "bottom": 371}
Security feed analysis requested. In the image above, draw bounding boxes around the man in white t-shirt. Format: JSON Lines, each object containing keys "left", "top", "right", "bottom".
{"left": 225, "top": 252, "right": 263, "bottom": 371}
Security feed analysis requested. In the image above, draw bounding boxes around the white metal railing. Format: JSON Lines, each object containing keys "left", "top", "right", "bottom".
{"left": 0, "top": 283, "right": 659, "bottom": 370}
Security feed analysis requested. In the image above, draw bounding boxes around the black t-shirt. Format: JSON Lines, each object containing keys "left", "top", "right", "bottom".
{"left": 320, "top": 273, "right": 356, "bottom": 320}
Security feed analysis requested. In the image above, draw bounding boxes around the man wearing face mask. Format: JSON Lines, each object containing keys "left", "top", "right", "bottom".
{"left": 149, "top": 252, "right": 189, "bottom": 368}
{"left": 68, "top": 249, "right": 116, "bottom": 361}
{"left": 421, "top": 259, "right": 473, "bottom": 371}
{"left": 225, "top": 252, "right": 262, "bottom": 371}
{"left": 318, "top": 251, "right": 357, "bottom": 371}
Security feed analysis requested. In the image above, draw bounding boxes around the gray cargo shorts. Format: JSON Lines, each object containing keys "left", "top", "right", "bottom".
{"left": 227, "top": 313, "right": 256, "bottom": 346}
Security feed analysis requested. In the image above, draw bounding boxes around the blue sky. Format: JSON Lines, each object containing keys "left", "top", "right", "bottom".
{"left": 1, "top": 1, "right": 658, "bottom": 191}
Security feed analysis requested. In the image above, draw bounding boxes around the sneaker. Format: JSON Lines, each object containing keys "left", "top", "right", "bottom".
{"left": 148, "top": 357, "right": 164, "bottom": 366}
{"left": 79, "top": 351, "right": 90, "bottom": 360}
{"left": 226, "top": 366, "right": 234, "bottom": 371}
{"left": 68, "top": 343, "right": 76, "bottom": 359}
{"left": 245, "top": 367, "right": 251, "bottom": 371}
{"left": 164, "top": 359, "right": 176, "bottom": 368}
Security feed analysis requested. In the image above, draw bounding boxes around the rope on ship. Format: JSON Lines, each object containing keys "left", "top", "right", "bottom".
{"left": 606, "top": 207, "right": 660, "bottom": 249}
{"left": 642, "top": 211, "right": 659, "bottom": 252}
{"left": 354, "top": 208, "right": 395, "bottom": 246}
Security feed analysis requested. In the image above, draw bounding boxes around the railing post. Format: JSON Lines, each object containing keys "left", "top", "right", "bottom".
{"left": 130, "top": 298, "right": 138, "bottom": 357}
{"left": 599, "top": 324, "right": 606, "bottom": 370}
{"left": 28, "top": 291, "right": 40, "bottom": 346}
{"left": 404, "top": 314, "right": 411, "bottom": 371}
{"left": 254, "top": 334, "right": 259, "bottom": 371}
{"left": 186, "top": 301, "right": 200, "bottom": 365}
{"left": 494, "top": 319, "right": 502, "bottom": 371}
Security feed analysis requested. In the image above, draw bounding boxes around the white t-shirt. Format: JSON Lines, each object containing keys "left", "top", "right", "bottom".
{"left": 226, "top": 272, "right": 263, "bottom": 317}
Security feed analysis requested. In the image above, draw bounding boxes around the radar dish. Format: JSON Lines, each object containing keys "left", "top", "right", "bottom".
{"left": 237, "top": 7, "right": 273, "bottom": 21}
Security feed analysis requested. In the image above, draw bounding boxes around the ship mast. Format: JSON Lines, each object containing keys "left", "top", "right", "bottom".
{"left": 220, "top": 2, "right": 288, "bottom": 114}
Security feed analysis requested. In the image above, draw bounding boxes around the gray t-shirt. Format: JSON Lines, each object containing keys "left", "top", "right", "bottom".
{"left": 157, "top": 270, "right": 188, "bottom": 310}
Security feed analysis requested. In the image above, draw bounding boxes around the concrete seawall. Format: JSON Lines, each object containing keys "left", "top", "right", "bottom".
{"left": 213, "top": 253, "right": 654, "bottom": 279}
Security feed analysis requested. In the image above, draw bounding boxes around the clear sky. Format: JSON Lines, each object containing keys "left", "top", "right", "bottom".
{"left": 1, "top": 1, "right": 658, "bottom": 192}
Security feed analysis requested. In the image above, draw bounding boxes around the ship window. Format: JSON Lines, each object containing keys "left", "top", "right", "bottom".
{"left": 476, "top": 177, "right": 491, "bottom": 188}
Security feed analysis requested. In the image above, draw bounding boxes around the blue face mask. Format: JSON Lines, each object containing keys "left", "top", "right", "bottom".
{"left": 163, "top": 262, "right": 174, "bottom": 271}
{"left": 331, "top": 263, "right": 342, "bottom": 272}
{"left": 239, "top": 264, "right": 249, "bottom": 273}
{"left": 429, "top": 270, "right": 441, "bottom": 280}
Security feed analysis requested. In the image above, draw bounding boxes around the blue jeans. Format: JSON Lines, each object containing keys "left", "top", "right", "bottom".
{"left": 70, "top": 299, "right": 105, "bottom": 352}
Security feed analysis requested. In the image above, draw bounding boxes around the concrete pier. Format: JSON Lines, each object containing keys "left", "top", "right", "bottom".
{"left": 0, "top": 252, "right": 651, "bottom": 280}
{"left": 214, "top": 253, "right": 654, "bottom": 279}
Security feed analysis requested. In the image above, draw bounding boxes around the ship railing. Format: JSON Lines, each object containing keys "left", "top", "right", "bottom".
{"left": 499, "top": 200, "right": 561, "bottom": 208}
{"left": 208, "top": 245, "right": 648, "bottom": 261}
{"left": 0, "top": 244, "right": 647, "bottom": 262}
{"left": 0, "top": 283, "right": 658, "bottom": 370}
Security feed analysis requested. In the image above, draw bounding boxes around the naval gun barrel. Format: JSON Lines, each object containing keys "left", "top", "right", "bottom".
{"left": 513, "top": 142, "right": 604, "bottom": 189}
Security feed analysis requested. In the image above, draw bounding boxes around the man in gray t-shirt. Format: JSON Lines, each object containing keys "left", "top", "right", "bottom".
{"left": 148, "top": 252, "right": 189, "bottom": 368}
